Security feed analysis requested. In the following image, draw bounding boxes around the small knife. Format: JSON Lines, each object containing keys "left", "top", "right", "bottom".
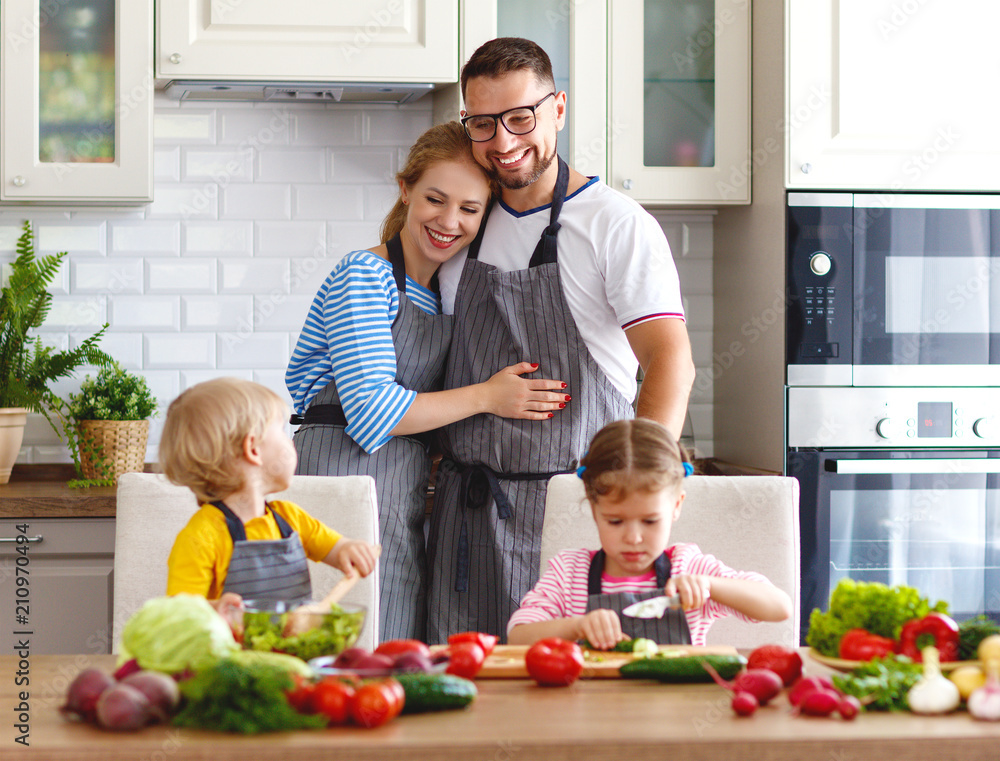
{"left": 621, "top": 595, "right": 682, "bottom": 619}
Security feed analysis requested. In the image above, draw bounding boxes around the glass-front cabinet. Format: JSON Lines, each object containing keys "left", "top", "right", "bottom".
{"left": 468, "top": 0, "right": 750, "bottom": 205}
{"left": 1, "top": 0, "right": 153, "bottom": 203}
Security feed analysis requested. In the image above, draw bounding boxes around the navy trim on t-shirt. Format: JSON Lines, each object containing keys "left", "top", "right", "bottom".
{"left": 497, "top": 175, "right": 600, "bottom": 218}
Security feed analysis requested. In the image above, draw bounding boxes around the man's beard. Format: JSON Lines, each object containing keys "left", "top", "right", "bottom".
{"left": 491, "top": 146, "right": 557, "bottom": 190}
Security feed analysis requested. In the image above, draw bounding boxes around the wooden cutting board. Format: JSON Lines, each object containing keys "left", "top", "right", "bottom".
{"left": 477, "top": 644, "right": 740, "bottom": 679}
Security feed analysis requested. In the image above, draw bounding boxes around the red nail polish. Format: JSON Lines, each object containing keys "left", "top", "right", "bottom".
{"left": 531, "top": 363, "right": 539, "bottom": 368}
{"left": 560, "top": 382, "right": 567, "bottom": 389}
{"left": 558, "top": 403, "right": 566, "bottom": 409}
{"left": 548, "top": 413, "right": 554, "bottom": 418}
{"left": 565, "top": 395, "right": 571, "bottom": 402}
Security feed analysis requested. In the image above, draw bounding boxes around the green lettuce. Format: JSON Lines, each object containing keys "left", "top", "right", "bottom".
{"left": 120, "top": 594, "right": 239, "bottom": 673}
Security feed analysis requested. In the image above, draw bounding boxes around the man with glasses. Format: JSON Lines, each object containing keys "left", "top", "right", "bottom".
{"left": 427, "top": 37, "right": 695, "bottom": 643}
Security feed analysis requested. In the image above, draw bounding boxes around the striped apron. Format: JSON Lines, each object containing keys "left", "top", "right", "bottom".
{"left": 426, "top": 157, "right": 634, "bottom": 643}
{"left": 215, "top": 501, "right": 313, "bottom": 603}
{"left": 293, "top": 234, "right": 451, "bottom": 642}
{"left": 585, "top": 550, "right": 692, "bottom": 644}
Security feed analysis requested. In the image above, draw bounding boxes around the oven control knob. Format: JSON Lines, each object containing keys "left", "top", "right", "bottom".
{"left": 875, "top": 418, "right": 895, "bottom": 439}
{"left": 973, "top": 418, "right": 992, "bottom": 438}
{"left": 809, "top": 251, "right": 832, "bottom": 276}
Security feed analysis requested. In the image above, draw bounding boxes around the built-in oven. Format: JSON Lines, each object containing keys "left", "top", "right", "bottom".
{"left": 787, "top": 192, "right": 1000, "bottom": 387}
{"left": 787, "top": 386, "right": 1000, "bottom": 644}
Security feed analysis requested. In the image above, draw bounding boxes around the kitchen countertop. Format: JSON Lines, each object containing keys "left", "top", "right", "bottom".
{"left": 6, "top": 653, "right": 1000, "bottom": 760}
{"left": 0, "top": 465, "right": 119, "bottom": 518}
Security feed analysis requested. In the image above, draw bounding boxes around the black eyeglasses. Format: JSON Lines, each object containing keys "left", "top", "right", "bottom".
{"left": 461, "top": 92, "right": 556, "bottom": 142}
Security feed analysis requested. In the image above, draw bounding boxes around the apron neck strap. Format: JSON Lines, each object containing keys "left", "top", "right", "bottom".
{"left": 466, "top": 197, "right": 494, "bottom": 262}
{"left": 387, "top": 232, "right": 440, "bottom": 295}
{"left": 527, "top": 155, "right": 569, "bottom": 268}
{"left": 211, "top": 501, "right": 294, "bottom": 543}
{"left": 586, "top": 548, "right": 673, "bottom": 595}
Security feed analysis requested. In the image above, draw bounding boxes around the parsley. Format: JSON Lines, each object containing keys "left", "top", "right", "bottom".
{"left": 832, "top": 655, "right": 923, "bottom": 712}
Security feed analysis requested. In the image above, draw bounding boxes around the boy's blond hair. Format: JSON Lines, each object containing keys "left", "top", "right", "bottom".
{"left": 159, "top": 377, "right": 287, "bottom": 502}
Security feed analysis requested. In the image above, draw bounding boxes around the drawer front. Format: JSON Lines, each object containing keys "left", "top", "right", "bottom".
{"left": 0, "top": 519, "right": 115, "bottom": 556}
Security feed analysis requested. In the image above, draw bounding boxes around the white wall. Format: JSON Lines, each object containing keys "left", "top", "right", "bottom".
{"left": 5, "top": 93, "right": 715, "bottom": 465}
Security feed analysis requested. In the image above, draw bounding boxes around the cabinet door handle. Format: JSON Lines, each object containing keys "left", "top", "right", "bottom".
{"left": 0, "top": 535, "right": 43, "bottom": 543}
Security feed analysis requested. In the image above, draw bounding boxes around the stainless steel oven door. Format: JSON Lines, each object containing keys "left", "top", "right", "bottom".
{"left": 788, "top": 449, "right": 1000, "bottom": 644}
{"left": 853, "top": 194, "right": 1000, "bottom": 386}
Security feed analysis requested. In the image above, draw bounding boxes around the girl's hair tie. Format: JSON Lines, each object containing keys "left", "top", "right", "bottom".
{"left": 575, "top": 450, "right": 588, "bottom": 479}
{"left": 682, "top": 461, "right": 694, "bottom": 477}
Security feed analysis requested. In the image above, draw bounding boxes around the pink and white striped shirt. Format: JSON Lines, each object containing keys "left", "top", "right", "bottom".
{"left": 507, "top": 545, "right": 771, "bottom": 646}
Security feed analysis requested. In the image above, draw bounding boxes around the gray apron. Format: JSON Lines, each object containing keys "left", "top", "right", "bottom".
{"left": 586, "top": 550, "right": 692, "bottom": 644}
{"left": 292, "top": 234, "right": 452, "bottom": 642}
{"left": 426, "top": 158, "right": 634, "bottom": 642}
{"left": 215, "top": 501, "right": 313, "bottom": 603}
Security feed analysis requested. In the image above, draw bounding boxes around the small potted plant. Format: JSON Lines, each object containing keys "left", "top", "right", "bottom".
{"left": 0, "top": 220, "right": 111, "bottom": 483}
{"left": 64, "top": 362, "right": 158, "bottom": 486}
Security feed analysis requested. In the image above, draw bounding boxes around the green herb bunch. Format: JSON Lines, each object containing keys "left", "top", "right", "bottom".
{"left": 67, "top": 361, "right": 157, "bottom": 421}
{"left": 832, "top": 655, "right": 923, "bottom": 711}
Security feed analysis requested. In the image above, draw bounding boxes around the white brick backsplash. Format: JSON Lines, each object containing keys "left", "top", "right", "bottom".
{"left": 145, "top": 333, "right": 216, "bottom": 369}
{"left": 111, "top": 222, "right": 181, "bottom": 255}
{"left": 288, "top": 255, "right": 337, "bottom": 296}
{"left": 256, "top": 221, "right": 326, "bottom": 256}
{"left": 331, "top": 150, "right": 394, "bottom": 184}
{"left": 253, "top": 294, "right": 312, "bottom": 332}
{"left": 140, "top": 370, "right": 180, "bottom": 415}
{"left": 72, "top": 258, "right": 143, "bottom": 294}
{"left": 675, "top": 258, "right": 712, "bottom": 296}
{"left": 363, "top": 110, "right": 432, "bottom": 146}
{"left": 689, "top": 329, "right": 714, "bottom": 367}
{"left": 221, "top": 184, "right": 291, "bottom": 220}
{"left": 292, "top": 185, "right": 364, "bottom": 220}
{"left": 154, "top": 112, "right": 216, "bottom": 142}
{"left": 364, "top": 185, "right": 398, "bottom": 222}
{"left": 180, "top": 369, "right": 253, "bottom": 391}
{"left": 683, "top": 294, "right": 713, "bottom": 332}
{"left": 146, "top": 259, "right": 217, "bottom": 293}
{"left": 182, "top": 295, "right": 253, "bottom": 331}
{"left": 184, "top": 147, "right": 254, "bottom": 183}
{"left": 219, "top": 110, "right": 292, "bottom": 147}
{"left": 220, "top": 259, "right": 289, "bottom": 293}
{"left": 290, "top": 111, "right": 362, "bottom": 146}
{"left": 111, "top": 296, "right": 180, "bottom": 330}
{"left": 218, "top": 331, "right": 289, "bottom": 369}
{"left": 0, "top": 225, "right": 24, "bottom": 250}
{"left": 184, "top": 222, "right": 253, "bottom": 257}
{"left": 85, "top": 332, "right": 142, "bottom": 368}
{"left": 155, "top": 146, "right": 181, "bottom": 182}
{"left": 45, "top": 296, "right": 107, "bottom": 328}
{"left": 329, "top": 223, "right": 380, "bottom": 257}
{"left": 252, "top": 370, "right": 294, "bottom": 407}
{"left": 258, "top": 149, "right": 326, "bottom": 183}
{"left": 148, "top": 186, "right": 219, "bottom": 219}
{"left": 38, "top": 223, "right": 105, "bottom": 255}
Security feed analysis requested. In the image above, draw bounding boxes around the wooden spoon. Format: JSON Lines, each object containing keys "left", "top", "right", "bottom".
{"left": 282, "top": 573, "right": 359, "bottom": 637}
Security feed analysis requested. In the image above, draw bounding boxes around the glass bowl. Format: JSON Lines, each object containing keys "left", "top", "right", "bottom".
{"left": 239, "top": 599, "right": 366, "bottom": 661}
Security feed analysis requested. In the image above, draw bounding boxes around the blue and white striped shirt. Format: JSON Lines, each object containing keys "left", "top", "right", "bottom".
{"left": 286, "top": 250, "right": 440, "bottom": 454}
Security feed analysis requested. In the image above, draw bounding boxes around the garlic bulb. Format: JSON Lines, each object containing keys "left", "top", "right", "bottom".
{"left": 968, "top": 658, "right": 1000, "bottom": 721}
{"left": 906, "top": 646, "right": 960, "bottom": 715}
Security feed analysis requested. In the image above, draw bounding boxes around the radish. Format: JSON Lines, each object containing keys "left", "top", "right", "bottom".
{"left": 838, "top": 695, "right": 862, "bottom": 720}
{"left": 788, "top": 675, "right": 834, "bottom": 707}
{"left": 797, "top": 688, "right": 842, "bottom": 717}
{"left": 702, "top": 662, "right": 783, "bottom": 706}
{"left": 732, "top": 691, "right": 759, "bottom": 717}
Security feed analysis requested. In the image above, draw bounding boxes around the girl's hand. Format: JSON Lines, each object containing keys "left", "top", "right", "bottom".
{"left": 666, "top": 575, "right": 712, "bottom": 611}
{"left": 331, "top": 539, "right": 382, "bottom": 577}
{"left": 211, "top": 592, "right": 245, "bottom": 631}
{"left": 578, "top": 609, "right": 628, "bottom": 651}
{"left": 481, "top": 361, "right": 569, "bottom": 420}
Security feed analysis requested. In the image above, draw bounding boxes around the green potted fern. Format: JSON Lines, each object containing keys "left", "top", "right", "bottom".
{"left": 0, "top": 221, "right": 112, "bottom": 484}
{"left": 65, "top": 362, "right": 158, "bottom": 486}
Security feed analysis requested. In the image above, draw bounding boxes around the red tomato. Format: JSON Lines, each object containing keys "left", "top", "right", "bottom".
{"left": 313, "top": 677, "right": 356, "bottom": 726}
{"left": 382, "top": 678, "right": 406, "bottom": 718}
{"left": 445, "top": 642, "right": 486, "bottom": 679}
{"left": 525, "top": 637, "right": 584, "bottom": 687}
{"left": 746, "top": 644, "right": 803, "bottom": 687}
{"left": 285, "top": 673, "right": 316, "bottom": 714}
{"left": 350, "top": 682, "right": 399, "bottom": 728}
{"left": 375, "top": 639, "right": 432, "bottom": 658}
{"left": 448, "top": 631, "right": 498, "bottom": 657}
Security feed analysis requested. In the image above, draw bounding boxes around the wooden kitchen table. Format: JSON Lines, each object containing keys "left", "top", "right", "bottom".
{"left": 4, "top": 654, "right": 1000, "bottom": 761}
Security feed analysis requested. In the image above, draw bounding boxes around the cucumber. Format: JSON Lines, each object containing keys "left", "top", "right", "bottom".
{"left": 619, "top": 654, "right": 747, "bottom": 683}
{"left": 393, "top": 673, "right": 477, "bottom": 713}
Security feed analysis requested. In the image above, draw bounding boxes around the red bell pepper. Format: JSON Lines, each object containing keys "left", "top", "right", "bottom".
{"left": 838, "top": 628, "right": 897, "bottom": 661}
{"left": 898, "top": 612, "right": 960, "bottom": 662}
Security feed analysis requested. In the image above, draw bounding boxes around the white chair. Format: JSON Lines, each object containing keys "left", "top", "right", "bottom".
{"left": 113, "top": 473, "right": 381, "bottom": 652}
{"left": 541, "top": 474, "right": 801, "bottom": 649}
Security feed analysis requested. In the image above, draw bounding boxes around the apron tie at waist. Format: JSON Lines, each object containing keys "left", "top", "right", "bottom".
{"left": 440, "top": 458, "right": 573, "bottom": 592}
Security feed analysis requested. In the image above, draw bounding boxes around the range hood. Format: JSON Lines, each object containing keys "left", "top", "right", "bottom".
{"left": 162, "top": 80, "right": 435, "bottom": 105}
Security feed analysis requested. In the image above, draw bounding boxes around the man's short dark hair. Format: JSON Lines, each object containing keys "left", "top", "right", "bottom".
{"left": 460, "top": 37, "right": 556, "bottom": 101}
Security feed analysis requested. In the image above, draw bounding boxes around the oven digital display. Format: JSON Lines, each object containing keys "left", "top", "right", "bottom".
{"left": 917, "top": 402, "right": 953, "bottom": 438}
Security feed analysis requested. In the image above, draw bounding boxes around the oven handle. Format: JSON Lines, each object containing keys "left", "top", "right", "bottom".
{"left": 829, "top": 459, "right": 1000, "bottom": 475}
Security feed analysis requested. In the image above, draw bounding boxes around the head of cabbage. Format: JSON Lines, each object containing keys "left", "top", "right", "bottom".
{"left": 120, "top": 594, "right": 240, "bottom": 674}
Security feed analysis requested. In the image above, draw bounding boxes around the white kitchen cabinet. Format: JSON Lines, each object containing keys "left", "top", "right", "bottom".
{"left": 1, "top": 0, "right": 153, "bottom": 203}
{"left": 464, "top": 0, "right": 750, "bottom": 206}
{"left": 787, "top": 0, "right": 1000, "bottom": 192}
{"left": 0, "top": 519, "right": 115, "bottom": 655}
{"left": 156, "top": 0, "right": 458, "bottom": 84}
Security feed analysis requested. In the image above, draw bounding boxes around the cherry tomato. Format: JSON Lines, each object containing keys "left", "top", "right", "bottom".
{"left": 382, "top": 677, "right": 406, "bottom": 718}
{"left": 445, "top": 642, "right": 486, "bottom": 679}
{"left": 350, "top": 682, "right": 398, "bottom": 728}
{"left": 285, "top": 673, "right": 316, "bottom": 714}
{"left": 448, "top": 631, "right": 498, "bottom": 657}
{"left": 375, "top": 639, "right": 432, "bottom": 658}
{"left": 313, "top": 677, "right": 356, "bottom": 726}
{"left": 525, "top": 637, "right": 584, "bottom": 687}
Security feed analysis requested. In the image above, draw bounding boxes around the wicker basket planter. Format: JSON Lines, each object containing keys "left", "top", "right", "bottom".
{"left": 77, "top": 419, "right": 149, "bottom": 483}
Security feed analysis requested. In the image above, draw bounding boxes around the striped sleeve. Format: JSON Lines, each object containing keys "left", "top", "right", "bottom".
{"left": 507, "top": 549, "right": 594, "bottom": 632}
{"left": 285, "top": 251, "right": 414, "bottom": 453}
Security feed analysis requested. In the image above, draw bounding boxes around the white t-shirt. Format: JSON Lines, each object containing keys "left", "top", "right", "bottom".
{"left": 438, "top": 177, "right": 685, "bottom": 401}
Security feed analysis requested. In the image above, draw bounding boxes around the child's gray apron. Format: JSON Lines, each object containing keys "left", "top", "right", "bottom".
{"left": 426, "top": 158, "right": 634, "bottom": 642}
{"left": 292, "top": 234, "right": 451, "bottom": 642}
{"left": 214, "top": 501, "right": 313, "bottom": 603}
{"left": 585, "top": 549, "right": 692, "bottom": 644}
